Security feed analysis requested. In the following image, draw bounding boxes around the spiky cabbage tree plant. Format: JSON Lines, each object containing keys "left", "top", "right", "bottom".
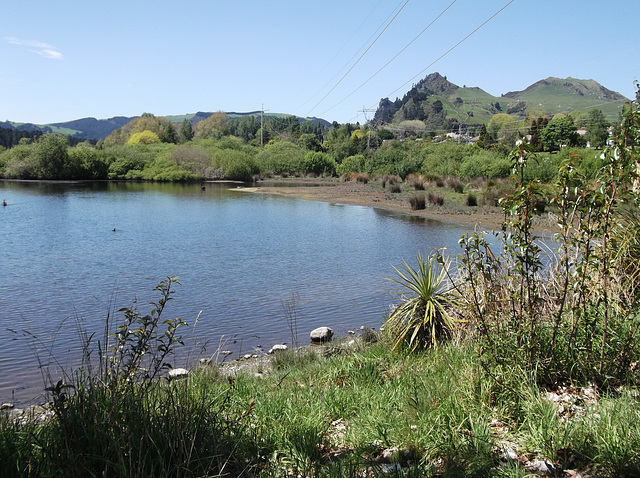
{"left": 384, "top": 253, "right": 458, "bottom": 351}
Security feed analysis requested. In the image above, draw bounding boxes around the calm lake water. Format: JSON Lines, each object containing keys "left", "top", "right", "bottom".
{"left": 0, "top": 180, "right": 473, "bottom": 405}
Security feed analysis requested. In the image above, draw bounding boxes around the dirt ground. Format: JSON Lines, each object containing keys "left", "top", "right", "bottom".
{"left": 233, "top": 177, "right": 512, "bottom": 232}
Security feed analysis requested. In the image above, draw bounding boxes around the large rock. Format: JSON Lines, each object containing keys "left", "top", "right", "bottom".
{"left": 310, "top": 326, "right": 333, "bottom": 343}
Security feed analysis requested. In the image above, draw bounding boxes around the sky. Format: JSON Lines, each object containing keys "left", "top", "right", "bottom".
{"left": 1, "top": 0, "right": 637, "bottom": 126}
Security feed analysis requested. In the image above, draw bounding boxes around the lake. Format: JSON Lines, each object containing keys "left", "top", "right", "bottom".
{"left": 0, "top": 180, "right": 473, "bottom": 405}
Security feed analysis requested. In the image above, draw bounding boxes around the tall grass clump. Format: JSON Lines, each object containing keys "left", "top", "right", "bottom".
{"left": 381, "top": 174, "right": 401, "bottom": 189}
{"left": 445, "top": 176, "right": 464, "bottom": 193}
{"left": 459, "top": 94, "right": 640, "bottom": 391}
{"left": 354, "top": 172, "right": 369, "bottom": 183}
{"left": 409, "top": 193, "right": 426, "bottom": 210}
{"left": 465, "top": 193, "right": 478, "bottom": 207}
{"left": 427, "top": 192, "right": 444, "bottom": 206}
{"left": 405, "top": 173, "right": 425, "bottom": 190}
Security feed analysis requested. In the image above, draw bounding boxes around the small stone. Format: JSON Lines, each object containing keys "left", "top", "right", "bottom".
{"left": 167, "top": 368, "right": 189, "bottom": 379}
{"left": 347, "top": 330, "right": 355, "bottom": 335}
{"left": 222, "top": 350, "right": 232, "bottom": 355}
{"left": 1, "top": 403, "right": 14, "bottom": 410}
{"left": 528, "top": 459, "right": 552, "bottom": 474}
{"left": 381, "top": 446, "right": 399, "bottom": 462}
{"left": 243, "top": 354, "right": 252, "bottom": 360}
{"left": 268, "top": 344, "right": 288, "bottom": 354}
{"left": 200, "top": 358, "right": 211, "bottom": 365}
{"left": 504, "top": 447, "right": 518, "bottom": 461}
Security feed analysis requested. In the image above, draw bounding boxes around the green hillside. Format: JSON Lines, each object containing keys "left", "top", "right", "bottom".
{"left": 7, "top": 121, "right": 82, "bottom": 136}
{"left": 502, "top": 77, "right": 627, "bottom": 120}
{"left": 374, "top": 73, "right": 630, "bottom": 133}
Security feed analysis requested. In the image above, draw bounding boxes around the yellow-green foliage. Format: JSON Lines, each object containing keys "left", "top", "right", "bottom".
{"left": 127, "top": 130, "right": 161, "bottom": 145}
{"left": 104, "top": 114, "right": 178, "bottom": 146}
{"left": 194, "top": 111, "right": 229, "bottom": 140}
{"left": 488, "top": 112, "right": 522, "bottom": 146}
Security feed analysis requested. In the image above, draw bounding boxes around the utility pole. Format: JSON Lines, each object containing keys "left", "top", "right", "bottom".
{"left": 261, "top": 105, "right": 264, "bottom": 147}
{"left": 360, "top": 106, "right": 376, "bottom": 149}
{"left": 261, "top": 104, "right": 269, "bottom": 147}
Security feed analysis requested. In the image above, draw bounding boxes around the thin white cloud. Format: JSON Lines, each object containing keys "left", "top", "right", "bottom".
{"left": 5, "top": 36, "right": 63, "bottom": 60}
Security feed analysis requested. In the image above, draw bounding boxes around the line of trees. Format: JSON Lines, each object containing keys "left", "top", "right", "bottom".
{"left": 0, "top": 104, "right": 623, "bottom": 183}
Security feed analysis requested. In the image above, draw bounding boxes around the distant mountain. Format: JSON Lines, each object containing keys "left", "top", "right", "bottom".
{"left": 0, "top": 112, "right": 331, "bottom": 141}
{"left": 50, "top": 116, "right": 133, "bottom": 140}
{"left": 0, "top": 116, "right": 135, "bottom": 140}
{"left": 2, "top": 75, "right": 630, "bottom": 141}
{"left": 374, "top": 73, "right": 630, "bottom": 131}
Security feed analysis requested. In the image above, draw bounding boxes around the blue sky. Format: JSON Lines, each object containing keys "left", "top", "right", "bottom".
{"left": 1, "top": 0, "right": 637, "bottom": 125}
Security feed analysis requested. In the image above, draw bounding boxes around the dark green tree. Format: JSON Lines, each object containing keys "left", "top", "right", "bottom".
{"left": 35, "top": 133, "right": 68, "bottom": 179}
{"left": 475, "top": 124, "right": 489, "bottom": 149}
{"left": 266, "top": 115, "right": 300, "bottom": 140}
{"left": 66, "top": 145, "right": 111, "bottom": 179}
{"left": 540, "top": 116, "right": 578, "bottom": 151}
{"left": 298, "top": 133, "right": 323, "bottom": 152}
{"left": 227, "top": 115, "right": 260, "bottom": 142}
{"left": 179, "top": 119, "right": 194, "bottom": 143}
{"left": 302, "top": 151, "right": 336, "bottom": 176}
{"left": 585, "top": 109, "right": 609, "bottom": 148}
{"left": 528, "top": 116, "right": 548, "bottom": 152}
{"left": 378, "top": 128, "right": 394, "bottom": 141}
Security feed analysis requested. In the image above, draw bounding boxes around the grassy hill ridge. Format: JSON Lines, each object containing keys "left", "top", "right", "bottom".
{"left": 375, "top": 72, "right": 630, "bottom": 134}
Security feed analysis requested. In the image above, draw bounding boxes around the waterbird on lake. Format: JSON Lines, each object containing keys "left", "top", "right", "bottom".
{"left": 1, "top": 199, "right": 6, "bottom": 207}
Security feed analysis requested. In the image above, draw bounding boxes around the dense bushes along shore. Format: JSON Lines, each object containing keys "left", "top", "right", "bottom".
{"left": 0, "top": 113, "right": 607, "bottom": 183}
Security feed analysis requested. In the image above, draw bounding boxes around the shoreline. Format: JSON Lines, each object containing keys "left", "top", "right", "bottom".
{"left": 235, "top": 177, "right": 558, "bottom": 235}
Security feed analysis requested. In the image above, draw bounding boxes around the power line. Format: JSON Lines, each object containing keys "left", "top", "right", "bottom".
{"left": 318, "top": 0, "right": 458, "bottom": 120}
{"left": 304, "top": 0, "right": 411, "bottom": 118}
{"left": 294, "top": 0, "right": 387, "bottom": 113}
{"left": 382, "top": 0, "right": 515, "bottom": 105}
{"left": 339, "top": 0, "right": 515, "bottom": 124}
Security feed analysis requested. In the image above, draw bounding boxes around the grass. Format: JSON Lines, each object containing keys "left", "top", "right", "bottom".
{"left": 2, "top": 336, "right": 638, "bottom": 477}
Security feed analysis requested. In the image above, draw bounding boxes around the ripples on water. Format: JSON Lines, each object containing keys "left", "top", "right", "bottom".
{"left": 0, "top": 181, "right": 471, "bottom": 404}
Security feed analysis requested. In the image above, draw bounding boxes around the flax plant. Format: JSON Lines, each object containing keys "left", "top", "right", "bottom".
{"left": 383, "top": 253, "right": 458, "bottom": 351}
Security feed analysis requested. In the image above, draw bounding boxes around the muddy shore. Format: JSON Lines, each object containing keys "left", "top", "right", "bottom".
{"left": 233, "top": 177, "right": 558, "bottom": 235}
